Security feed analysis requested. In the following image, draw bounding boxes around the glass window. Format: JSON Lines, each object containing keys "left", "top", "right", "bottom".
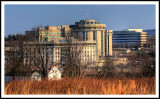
{"left": 86, "top": 32, "right": 88, "bottom": 40}
{"left": 93, "top": 31, "right": 96, "bottom": 40}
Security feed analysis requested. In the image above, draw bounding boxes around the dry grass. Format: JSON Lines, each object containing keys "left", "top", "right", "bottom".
{"left": 5, "top": 77, "right": 155, "bottom": 95}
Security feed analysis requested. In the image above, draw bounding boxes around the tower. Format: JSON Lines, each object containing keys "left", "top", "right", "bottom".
{"left": 70, "top": 20, "right": 113, "bottom": 57}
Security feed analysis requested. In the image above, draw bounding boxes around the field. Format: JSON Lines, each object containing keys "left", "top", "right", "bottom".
{"left": 5, "top": 77, "right": 155, "bottom": 95}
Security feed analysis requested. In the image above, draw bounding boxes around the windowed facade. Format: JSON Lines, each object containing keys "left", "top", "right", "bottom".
{"left": 113, "top": 29, "right": 147, "bottom": 48}
{"left": 25, "top": 20, "right": 113, "bottom": 69}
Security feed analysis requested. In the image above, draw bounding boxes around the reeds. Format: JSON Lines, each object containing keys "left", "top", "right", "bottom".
{"left": 5, "top": 77, "right": 155, "bottom": 95}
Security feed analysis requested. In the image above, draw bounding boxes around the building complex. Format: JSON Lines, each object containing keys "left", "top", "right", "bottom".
{"left": 24, "top": 20, "right": 113, "bottom": 69}
{"left": 24, "top": 20, "right": 149, "bottom": 75}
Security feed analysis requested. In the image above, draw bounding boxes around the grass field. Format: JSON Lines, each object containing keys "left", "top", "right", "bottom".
{"left": 5, "top": 77, "right": 155, "bottom": 95}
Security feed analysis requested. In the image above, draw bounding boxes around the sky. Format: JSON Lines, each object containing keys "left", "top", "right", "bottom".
{"left": 5, "top": 4, "right": 156, "bottom": 37}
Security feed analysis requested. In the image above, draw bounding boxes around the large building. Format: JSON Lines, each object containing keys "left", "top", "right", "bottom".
{"left": 23, "top": 38, "right": 97, "bottom": 68}
{"left": 26, "top": 20, "right": 113, "bottom": 56}
{"left": 69, "top": 20, "right": 113, "bottom": 56}
{"left": 113, "top": 29, "right": 147, "bottom": 48}
{"left": 23, "top": 20, "right": 113, "bottom": 69}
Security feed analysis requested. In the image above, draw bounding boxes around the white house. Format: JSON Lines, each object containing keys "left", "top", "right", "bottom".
{"left": 31, "top": 72, "right": 42, "bottom": 81}
{"left": 48, "top": 66, "right": 61, "bottom": 80}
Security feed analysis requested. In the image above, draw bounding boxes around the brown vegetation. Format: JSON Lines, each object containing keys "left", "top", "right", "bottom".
{"left": 5, "top": 77, "right": 155, "bottom": 95}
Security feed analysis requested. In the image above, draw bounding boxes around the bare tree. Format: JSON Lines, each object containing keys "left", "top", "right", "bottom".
{"left": 61, "top": 33, "right": 94, "bottom": 78}
{"left": 5, "top": 41, "right": 31, "bottom": 80}
{"left": 125, "top": 48, "right": 155, "bottom": 78}
{"left": 97, "top": 56, "right": 115, "bottom": 78}
{"left": 23, "top": 41, "right": 54, "bottom": 79}
{"left": 144, "top": 35, "right": 155, "bottom": 49}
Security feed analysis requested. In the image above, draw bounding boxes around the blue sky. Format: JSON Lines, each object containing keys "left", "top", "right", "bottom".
{"left": 5, "top": 4, "right": 155, "bottom": 37}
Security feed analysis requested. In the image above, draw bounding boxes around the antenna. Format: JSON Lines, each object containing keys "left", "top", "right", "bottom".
{"left": 86, "top": 12, "right": 89, "bottom": 20}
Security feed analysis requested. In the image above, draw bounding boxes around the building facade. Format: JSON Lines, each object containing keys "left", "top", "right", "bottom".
{"left": 23, "top": 20, "right": 113, "bottom": 69}
{"left": 23, "top": 39, "right": 97, "bottom": 69}
{"left": 113, "top": 29, "right": 147, "bottom": 48}
{"left": 38, "top": 26, "right": 62, "bottom": 42}
{"left": 69, "top": 20, "right": 113, "bottom": 56}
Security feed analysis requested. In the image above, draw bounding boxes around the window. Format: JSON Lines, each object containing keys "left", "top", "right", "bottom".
{"left": 83, "top": 32, "right": 85, "bottom": 40}
{"left": 105, "top": 31, "right": 107, "bottom": 55}
{"left": 57, "top": 33, "right": 60, "bottom": 34}
{"left": 86, "top": 32, "right": 88, "bottom": 40}
{"left": 93, "top": 31, "right": 96, "bottom": 40}
{"left": 43, "top": 37, "right": 45, "bottom": 40}
{"left": 101, "top": 31, "right": 103, "bottom": 56}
